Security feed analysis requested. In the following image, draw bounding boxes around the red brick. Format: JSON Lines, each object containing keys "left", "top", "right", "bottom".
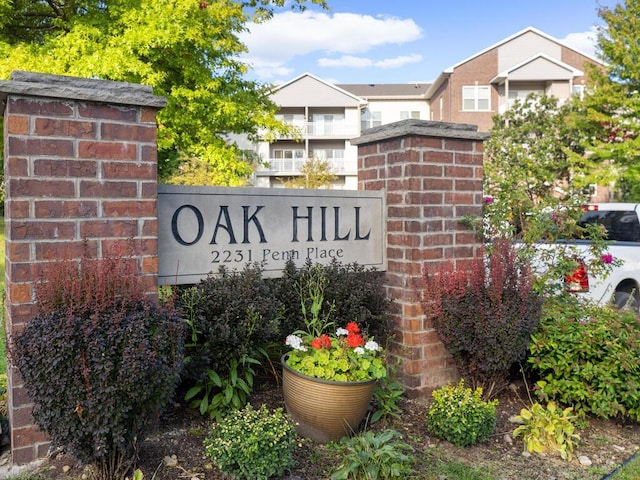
{"left": 142, "top": 256, "right": 158, "bottom": 274}
{"left": 388, "top": 149, "right": 420, "bottom": 165}
{"left": 444, "top": 138, "right": 474, "bottom": 151}
{"left": 80, "top": 180, "right": 137, "bottom": 198}
{"left": 35, "top": 200, "right": 98, "bottom": 218}
{"left": 78, "top": 141, "right": 137, "bottom": 160}
{"left": 9, "top": 179, "right": 75, "bottom": 198}
{"left": 78, "top": 103, "right": 137, "bottom": 121}
{"left": 406, "top": 192, "right": 444, "bottom": 205}
{"left": 141, "top": 145, "right": 158, "bottom": 162}
{"left": 379, "top": 138, "right": 403, "bottom": 152}
{"left": 140, "top": 107, "right": 158, "bottom": 124}
{"left": 6, "top": 115, "right": 29, "bottom": 134}
{"left": 9, "top": 98, "right": 73, "bottom": 117}
{"left": 10, "top": 263, "right": 33, "bottom": 282}
{"left": 361, "top": 154, "right": 385, "bottom": 168}
{"left": 102, "top": 200, "right": 156, "bottom": 217}
{"left": 404, "top": 136, "right": 442, "bottom": 149}
{"left": 7, "top": 200, "right": 30, "bottom": 218}
{"left": 34, "top": 159, "right": 98, "bottom": 178}
{"left": 455, "top": 178, "right": 483, "bottom": 191}
{"left": 444, "top": 165, "right": 474, "bottom": 178}
{"left": 445, "top": 191, "right": 474, "bottom": 204}
{"left": 80, "top": 219, "right": 138, "bottom": 238}
{"left": 34, "top": 118, "right": 96, "bottom": 138}
{"left": 34, "top": 240, "right": 98, "bottom": 261}
{"left": 141, "top": 182, "right": 157, "bottom": 199}
{"left": 423, "top": 178, "right": 454, "bottom": 190}
{"left": 5, "top": 157, "right": 28, "bottom": 176}
{"left": 405, "top": 163, "right": 443, "bottom": 177}
{"left": 101, "top": 123, "right": 157, "bottom": 142}
{"left": 9, "top": 283, "right": 32, "bottom": 303}
{"left": 10, "top": 220, "right": 76, "bottom": 241}
{"left": 424, "top": 150, "right": 454, "bottom": 164}
{"left": 357, "top": 143, "right": 379, "bottom": 156}
{"left": 387, "top": 206, "right": 421, "bottom": 219}
{"left": 7, "top": 243, "right": 31, "bottom": 262}
{"left": 455, "top": 152, "right": 483, "bottom": 166}
{"left": 142, "top": 219, "right": 158, "bottom": 236}
{"left": 102, "top": 162, "right": 156, "bottom": 180}
{"left": 8, "top": 137, "right": 74, "bottom": 157}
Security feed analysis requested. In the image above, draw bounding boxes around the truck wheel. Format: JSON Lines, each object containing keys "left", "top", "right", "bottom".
{"left": 613, "top": 290, "right": 640, "bottom": 312}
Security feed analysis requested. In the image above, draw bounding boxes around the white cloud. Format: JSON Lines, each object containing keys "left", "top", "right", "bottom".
{"left": 240, "top": 10, "right": 423, "bottom": 79}
{"left": 562, "top": 26, "right": 599, "bottom": 58}
{"left": 318, "top": 54, "right": 423, "bottom": 69}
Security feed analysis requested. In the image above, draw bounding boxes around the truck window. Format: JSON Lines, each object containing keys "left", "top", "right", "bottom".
{"left": 578, "top": 210, "right": 640, "bottom": 242}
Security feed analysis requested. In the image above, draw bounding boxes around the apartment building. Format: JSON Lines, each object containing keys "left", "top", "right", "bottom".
{"left": 255, "top": 27, "right": 604, "bottom": 189}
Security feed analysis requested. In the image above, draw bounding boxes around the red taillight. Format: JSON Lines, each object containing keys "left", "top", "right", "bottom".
{"left": 565, "top": 260, "right": 590, "bottom": 292}
{"left": 581, "top": 204, "right": 598, "bottom": 211}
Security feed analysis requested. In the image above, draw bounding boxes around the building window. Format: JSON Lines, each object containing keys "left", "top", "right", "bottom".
{"left": 462, "top": 85, "right": 491, "bottom": 111}
{"left": 400, "top": 111, "right": 421, "bottom": 120}
{"left": 361, "top": 109, "right": 382, "bottom": 130}
{"left": 572, "top": 85, "right": 586, "bottom": 100}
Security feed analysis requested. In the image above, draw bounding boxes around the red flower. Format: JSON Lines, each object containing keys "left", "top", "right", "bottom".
{"left": 311, "top": 334, "right": 331, "bottom": 349}
{"left": 345, "top": 322, "right": 360, "bottom": 334}
{"left": 346, "top": 333, "right": 364, "bottom": 348}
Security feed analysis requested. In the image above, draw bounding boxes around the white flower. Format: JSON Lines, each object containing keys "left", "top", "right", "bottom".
{"left": 336, "top": 327, "right": 348, "bottom": 336}
{"left": 285, "top": 334, "right": 307, "bottom": 352}
{"left": 364, "top": 340, "right": 379, "bottom": 351}
{"left": 354, "top": 347, "right": 365, "bottom": 355}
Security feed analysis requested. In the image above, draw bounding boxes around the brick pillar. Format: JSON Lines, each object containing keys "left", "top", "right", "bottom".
{"left": 353, "top": 119, "right": 488, "bottom": 398}
{"left": 0, "top": 71, "right": 166, "bottom": 465}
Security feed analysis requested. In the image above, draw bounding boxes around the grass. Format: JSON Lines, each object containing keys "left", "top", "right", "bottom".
{"left": 608, "top": 451, "right": 640, "bottom": 479}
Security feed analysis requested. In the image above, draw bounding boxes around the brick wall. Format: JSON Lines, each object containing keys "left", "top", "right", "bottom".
{"left": 353, "top": 119, "right": 487, "bottom": 397}
{"left": 0, "top": 71, "right": 166, "bottom": 465}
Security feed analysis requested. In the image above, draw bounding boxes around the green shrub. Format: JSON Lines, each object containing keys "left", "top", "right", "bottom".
{"left": 422, "top": 239, "right": 543, "bottom": 397}
{"left": 512, "top": 401, "right": 579, "bottom": 460}
{"left": 203, "top": 404, "right": 295, "bottom": 480}
{"left": 13, "top": 250, "right": 184, "bottom": 480}
{"left": 528, "top": 296, "right": 640, "bottom": 419}
{"left": 427, "top": 380, "right": 498, "bottom": 447}
{"left": 178, "top": 263, "right": 283, "bottom": 384}
{"left": 330, "top": 429, "right": 415, "bottom": 480}
{"left": 276, "top": 259, "right": 390, "bottom": 344}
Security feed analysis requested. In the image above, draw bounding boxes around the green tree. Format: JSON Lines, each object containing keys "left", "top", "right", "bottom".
{"left": 0, "top": 0, "right": 327, "bottom": 184}
{"left": 483, "top": 94, "right": 608, "bottom": 241}
{"left": 283, "top": 157, "right": 338, "bottom": 189}
{"left": 564, "top": 0, "right": 640, "bottom": 200}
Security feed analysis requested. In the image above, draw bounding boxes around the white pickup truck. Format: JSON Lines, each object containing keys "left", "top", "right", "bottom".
{"left": 556, "top": 203, "right": 640, "bottom": 310}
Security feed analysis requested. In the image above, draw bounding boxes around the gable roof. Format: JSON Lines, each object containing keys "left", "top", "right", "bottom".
{"left": 425, "top": 26, "right": 603, "bottom": 98}
{"left": 491, "top": 53, "right": 584, "bottom": 84}
{"left": 271, "top": 72, "right": 366, "bottom": 106}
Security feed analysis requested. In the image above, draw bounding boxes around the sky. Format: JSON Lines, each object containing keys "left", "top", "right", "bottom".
{"left": 239, "top": 0, "right": 618, "bottom": 86}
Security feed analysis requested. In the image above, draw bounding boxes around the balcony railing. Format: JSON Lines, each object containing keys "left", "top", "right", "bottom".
{"left": 258, "top": 157, "right": 347, "bottom": 174}
{"left": 269, "top": 122, "right": 360, "bottom": 139}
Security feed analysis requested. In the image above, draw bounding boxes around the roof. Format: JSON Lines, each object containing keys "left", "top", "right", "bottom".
{"left": 425, "top": 26, "right": 605, "bottom": 98}
{"left": 337, "top": 83, "right": 431, "bottom": 99}
{"left": 271, "top": 72, "right": 366, "bottom": 105}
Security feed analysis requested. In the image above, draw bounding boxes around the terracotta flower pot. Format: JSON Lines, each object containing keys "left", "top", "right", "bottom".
{"left": 281, "top": 355, "right": 376, "bottom": 442}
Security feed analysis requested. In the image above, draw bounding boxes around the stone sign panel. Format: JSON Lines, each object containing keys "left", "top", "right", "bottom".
{"left": 157, "top": 185, "right": 386, "bottom": 284}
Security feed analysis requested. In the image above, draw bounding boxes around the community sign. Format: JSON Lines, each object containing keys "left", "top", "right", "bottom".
{"left": 157, "top": 185, "right": 386, "bottom": 284}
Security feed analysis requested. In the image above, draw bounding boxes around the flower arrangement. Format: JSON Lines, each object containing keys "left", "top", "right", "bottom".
{"left": 283, "top": 265, "right": 386, "bottom": 382}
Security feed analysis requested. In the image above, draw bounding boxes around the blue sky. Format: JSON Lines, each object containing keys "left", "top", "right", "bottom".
{"left": 239, "top": 0, "right": 617, "bottom": 85}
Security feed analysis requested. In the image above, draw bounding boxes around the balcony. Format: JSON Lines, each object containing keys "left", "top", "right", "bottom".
{"left": 258, "top": 157, "right": 347, "bottom": 174}
{"left": 269, "top": 121, "right": 360, "bottom": 140}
